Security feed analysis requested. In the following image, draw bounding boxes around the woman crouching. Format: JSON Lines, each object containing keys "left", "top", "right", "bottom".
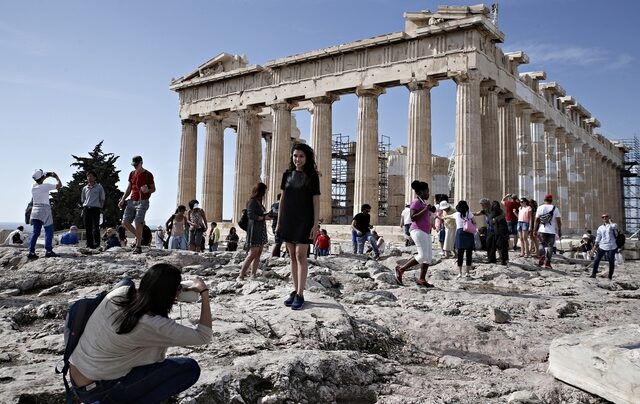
{"left": 68, "top": 263, "right": 212, "bottom": 403}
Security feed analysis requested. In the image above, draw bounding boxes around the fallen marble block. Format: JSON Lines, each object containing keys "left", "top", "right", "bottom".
{"left": 548, "top": 324, "right": 640, "bottom": 404}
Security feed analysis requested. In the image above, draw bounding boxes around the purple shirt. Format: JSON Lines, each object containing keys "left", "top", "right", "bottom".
{"left": 409, "top": 198, "right": 431, "bottom": 233}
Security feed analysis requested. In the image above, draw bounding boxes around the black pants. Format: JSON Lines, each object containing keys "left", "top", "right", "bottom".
{"left": 457, "top": 248, "right": 472, "bottom": 267}
{"left": 83, "top": 207, "right": 101, "bottom": 248}
{"left": 487, "top": 233, "right": 509, "bottom": 264}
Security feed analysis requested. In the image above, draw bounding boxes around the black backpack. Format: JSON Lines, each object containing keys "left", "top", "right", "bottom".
{"left": 238, "top": 209, "right": 248, "bottom": 231}
{"left": 55, "top": 278, "right": 134, "bottom": 403}
{"left": 25, "top": 199, "right": 33, "bottom": 225}
{"left": 615, "top": 231, "right": 626, "bottom": 249}
{"left": 539, "top": 206, "right": 556, "bottom": 225}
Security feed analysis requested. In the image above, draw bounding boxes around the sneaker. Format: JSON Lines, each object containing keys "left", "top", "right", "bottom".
{"left": 589, "top": 275, "right": 596, "bottom": 278}
{"left": 132, "top": 247, "right": 143, "bottom": 254}
{"left": 27, "top": 253, "right": 38, "bottom": 260}
{"left": 416, "top": 279, "right": 435, "bottom": 288}
{"left": 538, "top": 256, "right": 545, "bottom": 267}
{"left": 284, "top": 291, "right": 296, "bottom": 307}
{"left": 544, "top": 262, "right": 553, "bottom": 269}
{"left": 291, "top": 294, "right": 305, "bottom": 310}
{"left": 394, "top": 267, "right": 404, "bottom": 286}
{"left": 45, "top": 251, "right": 59, "bottom": 258}
{"left": 374, "top": 254, "right": 380, "bottom": 261}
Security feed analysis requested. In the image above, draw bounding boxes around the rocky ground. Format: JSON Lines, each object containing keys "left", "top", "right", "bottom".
{"left": 0, "top": 243, "right": 637, "bottom": 404}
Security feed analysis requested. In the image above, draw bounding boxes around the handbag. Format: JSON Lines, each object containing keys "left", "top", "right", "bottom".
{"left": 463, "top": 215, "right": 477, "bottom": 234}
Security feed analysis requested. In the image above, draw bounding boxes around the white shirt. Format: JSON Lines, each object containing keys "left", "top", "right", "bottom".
{"left": 595, "top": 222, "right": 618, "bottom": 251}
{"left": 3, "top": 230, "right": 23, "bottom": 245}
{"left": 454, "top": 211, "right": 472, "bottom": 229}
{"left": 535, "top": 204, "right": 561, "bottom": 235}
{"left": 401, "top": 207, "right": 412, "bottom": 225}
{"left": 32, "top": 183, "right": 57, "bottom": 205}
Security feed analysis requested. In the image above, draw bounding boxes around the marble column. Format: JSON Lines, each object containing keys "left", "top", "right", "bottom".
{"left": 582, "top": 145, "right": 594, "bottom": 231}
{"left": 263, "top": 133, "right": 272, "bottom": 196}
{"left": 565, "top": 134, "right": 578, "bottom": 232}
{"left": 555, "top": 128, "right": 568, "bottom": 221}
{"left": 544, "top": 121, "right": 558, "bottom": 200}
{"left": 354, "top": 87, "right": 384, "bottom": 222}
{"left": 268, "top": 102, "right": 294, "bottom": 208}
{"left": 498, "top": 96, "right": 517, "bottom": 196}
{"left": 177, "top": 119, "right": 198, "bottom": 207}
{"left": 310, "top": 95, "right": 338, "bottom": 224}
{"left": 574, "top": 140, "right": 586, "bottom": 231}
{"left": 453, "top": 71, "right": 483, "bottom": 206}
{"left": 530, "top": 114, "right": 546, "bottom": 203}
{"left": 516, "top": 103, "right": 533, "bottom": 197}
{"left": 405, "top": 79, "right": 437, "bottom": 204}
{"left": 481, "top": 82, "right": 500, "bottom": 200}
{"left": 587, "top": 149, "right": 598, "bottom": 230}
{"left": 202, "top": 114, "right": 225, "bottom": 222}
{"left": 233, "top": 107, "right": 261, "bottom": 223}
{"left": 597, "top": 156, "right": 607, "bottom": 220}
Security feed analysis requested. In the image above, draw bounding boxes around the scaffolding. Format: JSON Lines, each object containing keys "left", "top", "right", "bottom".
{"left": 621, "top": 136, "right": 640, "bottom": 234}
{"left": 331, "top": 133, "right": 391, "bottom": 224}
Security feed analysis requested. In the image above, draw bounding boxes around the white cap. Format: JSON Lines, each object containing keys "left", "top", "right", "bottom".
{"left": 32, "top": 169, "right": 45, "bottom": 181}
{"left": 438, "top": 201, "right": 451, "bottom": 210}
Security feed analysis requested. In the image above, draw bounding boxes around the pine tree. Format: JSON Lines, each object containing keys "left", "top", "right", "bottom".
{"left": 51, "top": 142, "right": 124, "bottom": 230}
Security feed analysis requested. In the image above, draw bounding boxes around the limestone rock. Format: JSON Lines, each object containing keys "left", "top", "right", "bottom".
{"left": 549, "top": 324, "right": 640, "bottom": 404}
{"left": 491, "top": 307, "right": 512, "bottom": 323}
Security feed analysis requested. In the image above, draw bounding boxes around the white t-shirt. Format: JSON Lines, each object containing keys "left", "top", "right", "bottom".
{"left": 401, "top": 207, "right": 412, "bottom": 225}
{"left": 32, "top": 183, "right": 57, "bottom": 205}
{"left": 454, "top": 211, "right": 472, "bottom": 229}
{"left": 536, "top": 204, "right": 561, "bottom": 234}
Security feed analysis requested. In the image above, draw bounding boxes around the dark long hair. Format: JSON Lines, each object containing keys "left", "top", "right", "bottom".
{"left": 250, "top": 182, "right": 267, "bottom": 201}
{"left": 288, "top": 143, "right": 319, "bottom": 187}
{"left": 456, "top": 200, "right": 470, "bottom": 216}
{"left": 113, "top": 263, "right": 182, "bottom": 334}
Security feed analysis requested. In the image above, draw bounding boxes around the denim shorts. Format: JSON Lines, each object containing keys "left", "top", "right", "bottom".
{"left": 517, "top": 221, "right": 530, "bottom": 232}
{"left": 123, "top": 199, "right": 149, "bottom": 224}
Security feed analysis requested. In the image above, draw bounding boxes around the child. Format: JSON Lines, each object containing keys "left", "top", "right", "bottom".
{"left": 104, "top": 228, "right": 121, "bottom": 250}
{"left": 226, "top": 227, "right": 239, "bottom": 251}
{"left": 315, "top": 229, "right": 331, "bottom": 257}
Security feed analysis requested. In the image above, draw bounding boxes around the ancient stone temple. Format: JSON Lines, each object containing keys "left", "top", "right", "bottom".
{"left": 170, "top": 4, "right": 625, "bottom": 233}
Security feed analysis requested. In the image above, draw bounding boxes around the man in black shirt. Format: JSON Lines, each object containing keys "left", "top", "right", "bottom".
{"left": 352, "top": 204, "right": 379, "bottom": 259}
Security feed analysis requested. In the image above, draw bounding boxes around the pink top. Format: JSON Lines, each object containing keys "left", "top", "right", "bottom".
{"left": 409, "top": 198, "right": 431, "bottom": 233}
{"left": 517, "top": 206, "right": 532, "bottom": 222}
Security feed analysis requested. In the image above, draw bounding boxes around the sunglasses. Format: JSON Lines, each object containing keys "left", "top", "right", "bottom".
{"left": 601, "top": 216, "right": 609, "bottom": 219}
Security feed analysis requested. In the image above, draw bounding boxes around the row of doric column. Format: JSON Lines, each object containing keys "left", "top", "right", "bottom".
{"left": 176, "top": 71, "right": 624, "bottom": 233}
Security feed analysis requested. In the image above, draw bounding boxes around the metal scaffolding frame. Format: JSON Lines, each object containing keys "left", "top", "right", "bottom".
{"left": 378, "top": 135, "right": 391, "bottom": 218}
{"left": 621, "top": 136, "right": 640, "bottom": 234}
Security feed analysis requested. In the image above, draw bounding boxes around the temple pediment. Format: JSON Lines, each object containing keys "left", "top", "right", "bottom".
{"left": 171, "top": 52, "right": 248, "bottom": 85}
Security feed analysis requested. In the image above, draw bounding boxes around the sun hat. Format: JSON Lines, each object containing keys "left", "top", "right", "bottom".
{"left": 70, "top": 225, "right": 79, "bottom": 231}
{"left": 32, "top": 169, "right": 45, "bottom": 181}
{"left": 582, "top": 234, "right": 590, "bottom": 239}
{"left": 438, "top": 201, "right": 451, "bottom": 210}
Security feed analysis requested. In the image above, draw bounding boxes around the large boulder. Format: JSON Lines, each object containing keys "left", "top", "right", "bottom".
{"left": 548, "top": 324, "right": 640, "bottom": 404}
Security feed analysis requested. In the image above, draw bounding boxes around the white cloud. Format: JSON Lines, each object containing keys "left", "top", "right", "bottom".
{"left": 504, "top": 41, "right": 633, "bottom": 70}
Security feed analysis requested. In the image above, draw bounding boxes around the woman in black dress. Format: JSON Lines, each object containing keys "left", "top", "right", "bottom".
{"left": 238, "top": 182, "right": 269, "bottom": 280}
{"left": 276, "top": 144, "right": 320, "bottom": 310}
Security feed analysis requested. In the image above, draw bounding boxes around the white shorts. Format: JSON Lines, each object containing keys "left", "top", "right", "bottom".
{"left": 410, "top": 228, "right": 432, "bottom": 264}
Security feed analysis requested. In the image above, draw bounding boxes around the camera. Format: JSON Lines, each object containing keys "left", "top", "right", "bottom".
{"left": 177, "top": 280, "right": 199, "bottom": 303}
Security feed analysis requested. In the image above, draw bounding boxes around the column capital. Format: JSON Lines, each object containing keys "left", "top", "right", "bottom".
{"left": 404, "top": 78, "right": 438, "bottom": 92}
{"left": 200, "top": 112, "right": 227, "bottom": 124}
{"left": 480, "top": 80, "right": 500, "bottom": 93}
{"left": 515, "top": 102, "right": 533, "bottom": 114}
{"left": 309, "top": 94, "right": 339, "bottom": 105}
{"left": 530, "top": 112, "right": 545, "bottom": 123}
{"left": 448, "top": 69, "right": 482, "bottom": 84}
{"left": 543, "top": 119, "right": 556, "bottom": 131}
{"left": 355, "top": 86, "right": 385, "bottom": 97}
{"left": 270, "top": 101, "right": 296, "bottom": 111}
{"left": 181, "top": 118, "right": 198, "bottom": 126}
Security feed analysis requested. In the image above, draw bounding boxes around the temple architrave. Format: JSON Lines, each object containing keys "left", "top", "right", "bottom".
{"left": 170, "top": 4, "right": 626, "bottom": 234}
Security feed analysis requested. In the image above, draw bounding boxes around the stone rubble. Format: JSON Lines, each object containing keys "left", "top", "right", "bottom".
{"left": 0, "top": 244, "right": 637, "bottom": 403}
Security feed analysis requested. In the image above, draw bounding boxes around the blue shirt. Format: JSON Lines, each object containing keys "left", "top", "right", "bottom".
{"left": 595, "top": 222, "right": 617, "bottom": 251}
{"left": 60, "top": 232, "right": 79, "bottom": 245}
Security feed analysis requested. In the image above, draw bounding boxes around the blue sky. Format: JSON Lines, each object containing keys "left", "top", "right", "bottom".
{"left": 1, "top": 0, "right": 638, "bottom": 224}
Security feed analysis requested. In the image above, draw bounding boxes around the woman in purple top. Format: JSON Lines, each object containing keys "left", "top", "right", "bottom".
{"left": 394, "top": 181, "right": 436, "bottom": 287}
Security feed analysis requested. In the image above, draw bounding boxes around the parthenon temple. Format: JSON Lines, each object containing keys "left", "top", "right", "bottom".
{"left": 170, "top": 4, "right": 626, "bottom": 234}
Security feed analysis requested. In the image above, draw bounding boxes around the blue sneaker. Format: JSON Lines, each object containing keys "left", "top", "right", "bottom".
{"left": 291, "top": 294, "right": 304, "bottom": 310}
{"left": 284, "top": 291, "right": 296, "bottom": 307}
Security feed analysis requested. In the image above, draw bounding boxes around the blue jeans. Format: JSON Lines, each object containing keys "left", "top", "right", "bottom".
{"left": 73, "top": 357, "right": 200, "bottom": 404}
{"left": 29, "top": 219, "right": 53, "bottom": 254}
{"left": 357, "top": 232, "right": 379, "bottom": 256}
{"left": 592, "top": 248, "right": 616, "bottom": 279}
{"left": 538, "top": 233, "right": 555, "bottom": 264}
{"left": 352, "top": 229, "right": 358, "bottom": 254}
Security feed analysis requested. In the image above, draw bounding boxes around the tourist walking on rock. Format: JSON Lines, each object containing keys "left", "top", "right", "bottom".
{"left": 394, "top": 180, "right": 436, "bottom": 287}
{"left": 590, "top": 213, "right": 618, "bottom": 280}
{"left": 487, "top": 200, "right": 509, "bottom": 265}
{"left": 314, "top": 229, "right": 331, "bottom": 257}
{"left": 154, "top": 226, "right": 165, "bottom": 249}
{"left": 225, "top": 227, "right": 239, "bottom": 251}
{"left": 276, "top": 144, "right": 320, "bottom": 310}
{"left": 454, "top": 200, "right": 476, "bottom": 278}
{"left": 118, "top": 156, "right": 155, "bottom": 254}
{"left": 166, "top": 206, "right": 187, "bottom": 250}
{"left": 503, "top": 194, "right": 520, "bottom": 251}
{"left": 440, "top": 201, "right": 456, "bottom": 258}
{"left": 352, "top": 204, "right": 380, "bottom": 259}
{"left": 80, "top": 170, "right": 105, "bottom": 249}
{"left": 534, "top": 194, "right": 562, "bottom": 269}
{"left": 187, "top": 200, "right": 207, "bottom": 253}
{"left": 68, "top": 263, "right": 212, "bottom": 403}
{"left": 28, "top": 169, "right": 62, "bottom": 259}
{"left": 270, "top": 193, "right": 282, "bottom": 257}
{"left": 400, "top": 204, "right": 412, "bottom": 245}
{"left": 208, "top": 222, "right": 220, "bottom": 252}
{"left": 517, "top": 198, "right": 532, "bottom": 257}
{"left": 473, "top": 198, "right": 492, "bottom": 251}
{"left": 528, "top": 199, "right": 539, "bottom": 255}
{"left": 238, "top": 182, "right": 269, "bottom": 280}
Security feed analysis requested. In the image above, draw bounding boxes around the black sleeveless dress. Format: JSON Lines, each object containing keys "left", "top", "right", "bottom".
{"left": 278, "top": 169, "right": 320, "bottom": 244}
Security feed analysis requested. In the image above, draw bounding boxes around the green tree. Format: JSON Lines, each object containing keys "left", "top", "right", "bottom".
{"left": 51, "top": 141, "right": 124, "bottom": 230}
